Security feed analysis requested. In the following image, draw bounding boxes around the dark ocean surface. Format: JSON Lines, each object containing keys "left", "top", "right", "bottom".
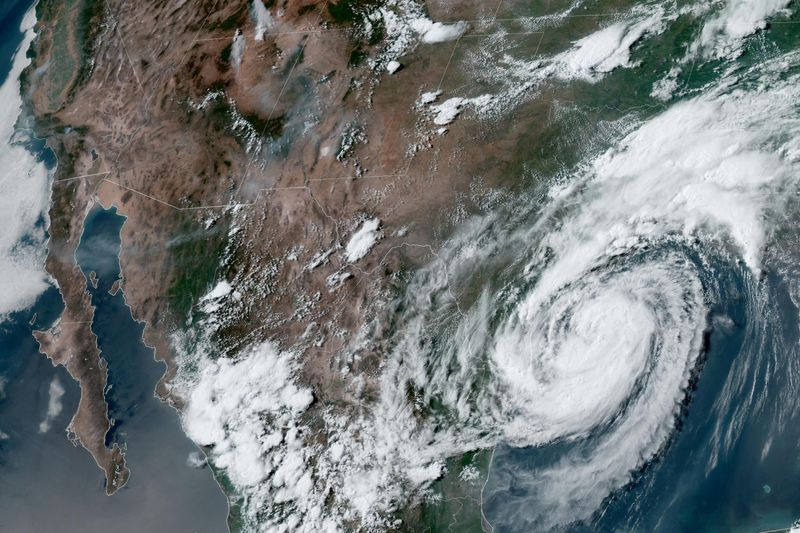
{"left": 3, "top": 1, "right": 800, "bottom": 532}
{"left": 0, "top": 4, "right": 229, "bottom": 530}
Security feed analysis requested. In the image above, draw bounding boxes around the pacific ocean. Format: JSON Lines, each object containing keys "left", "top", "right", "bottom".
{"left": 0, "top": 3, "right": 229, "bottom": 531}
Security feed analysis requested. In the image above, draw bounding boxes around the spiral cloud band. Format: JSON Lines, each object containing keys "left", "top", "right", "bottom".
{"left": 369, "top": 49, "right": 800, "bottom": 528}
{"left": 178, "top": 10, "right": 800, "bottom": 531}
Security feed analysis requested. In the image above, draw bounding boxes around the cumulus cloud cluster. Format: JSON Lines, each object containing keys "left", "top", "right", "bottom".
{"left": 417, "top": 4, "right": 671, "bottom": 126}
{"left": 345, "top": 218, "right": 382, "bottom": 262}
{"left": 183, "top": 342, "right": 313, "bottom": 489}
{"left": 176, "top": 1, "right": 800, "bottom": 530}
{"left": 696, "top": 0, "right": 791, "bottom": 58}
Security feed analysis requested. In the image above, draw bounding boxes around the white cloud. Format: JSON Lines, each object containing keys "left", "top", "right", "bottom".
{"left": 557, "top": 9, "right": 666, "bottom": 81}
{"left": 696, "top": 0, "right": 791, "bottom": 59}
{"left": 0, "top": 8, "right": 51, "bottom": 319}
{"left": 175, "top": 10, "right": 800, "bottom": 533}
{"left": 369, "top": 0, "right": 468, "bottom": 70}
{"left": 417, "top": 5, "right": 671, "bottom": 126}
{"left": 417, "top": 90, "right": 441, "bottom": 106}
{"left": 200, "top": 280, "right": 233, "bottom": 314}
{"left": 345, "top": 218, "right": 382, "bottom": 262}
{"left": 38, "top": 376, "right": 65, "bottom": 433}
{"left": 183, "top": 342, "right": 313, "bottom": 487}
{"left": 431, "top": 97, "right": 464, "bottom": 126}
{"left": 179, "top": 342, "right": 338, "bottom": 531}
{"left": 651, "top": 67, "right": 681, "bottom": 101}
{"left": 409, "top": 18, "right": 467, "bottom": 43}
{"left": 186, "top": 451, "right": 207, "bottom": 468}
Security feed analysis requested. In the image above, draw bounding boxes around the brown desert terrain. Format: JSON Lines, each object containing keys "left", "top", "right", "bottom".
{"left": 27, "top": 0, "right": 554, "bottom": 498}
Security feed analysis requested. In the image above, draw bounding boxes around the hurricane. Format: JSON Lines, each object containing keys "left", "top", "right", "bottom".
{"left": 175, "top": 2, "right": 800, "bottom": 531}
{"left": 360, "top": 47, "right": 800, "bottom": 530}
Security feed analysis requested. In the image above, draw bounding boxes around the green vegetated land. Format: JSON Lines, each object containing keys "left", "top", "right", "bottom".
{"left": 36, "top": 0, "right": 105, "bottom": 113}
{"left": 400, "top": 0, "right": 736, "bottom": 528}
{"left": 166, "top": 214, "right": 231, "bottom": 326}
{"left": 409, "top": 450, "right": 492, "bottom": 533}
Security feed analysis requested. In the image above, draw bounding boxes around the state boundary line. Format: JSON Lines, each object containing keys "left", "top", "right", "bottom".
{"left": 232, "top": 0, "right": 331, "bottom": 200}
{"left": 70, "top": 6, "right": 794, "bottom": 211}
{"left": 53, "top": 171, "right": 111, "bottom": 183}
{"left": 197, "top": 11, "right": 643, "bottom": 43}
{"left": 437, "top": 28, "right": 545, "bottom": 98}
{"left": 103, "top": 0, "right": 144, "bottom": 93}
{"left": 55, "top": 167, "right": 410, "bottom": 211}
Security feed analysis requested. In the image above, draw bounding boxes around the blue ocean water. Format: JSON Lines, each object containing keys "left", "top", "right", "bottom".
{"left": 0, "top": 5, "right": 229, "bottom": 531}
{"left": 481, "top": 252, "right": 800, "bottom": 533}
{"left": 3, "top": 1, "right": 800, "bottom": 532}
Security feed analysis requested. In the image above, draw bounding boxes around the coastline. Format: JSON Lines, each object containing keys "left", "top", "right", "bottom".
{"left": 16, "top": 0, "right": 567, "bottom": 528}
{"left": 9, "top": 0, "right": 800, "bottom": 531}
{"left": 29, "top": 131, "right": 131, "bottom": 491}
{"left": 0, "top": 0, "right": 129, "bottom": 494}
{"left": 86, "top": 196, "right": 235, "bottom": 526}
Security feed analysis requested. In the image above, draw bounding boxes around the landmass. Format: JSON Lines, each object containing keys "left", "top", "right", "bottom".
{"left": 108, "top": 278, "right": 121, "bottom": 296}
{"left": 17, "top": 0, "right": 800, "bottom": 530}
{"left": 24, "top": 0, "right": 550, "bottom": 520}
{"left": 31, "top": 174, "right": 129, "bottom": 493}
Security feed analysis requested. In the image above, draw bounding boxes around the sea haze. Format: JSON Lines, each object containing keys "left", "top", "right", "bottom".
{"left": 0, "top": 4, "right": 229, "bottom": 531}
